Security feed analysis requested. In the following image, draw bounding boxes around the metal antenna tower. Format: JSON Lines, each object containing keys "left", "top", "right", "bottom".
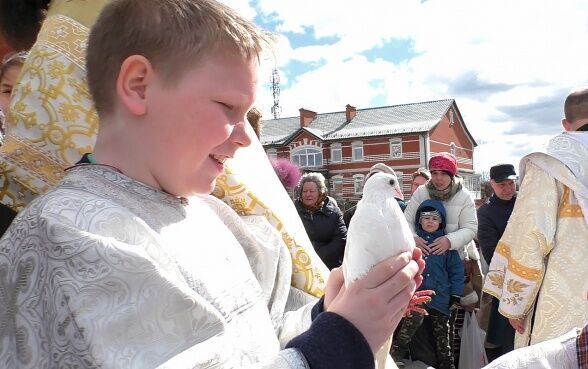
{"left": 270, "top": 68, "right": 282, "bottom": 119}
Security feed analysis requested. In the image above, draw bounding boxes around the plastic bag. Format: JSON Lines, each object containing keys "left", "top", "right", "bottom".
{"left": 458, "top": 311, "right": 488, "bottom": 369}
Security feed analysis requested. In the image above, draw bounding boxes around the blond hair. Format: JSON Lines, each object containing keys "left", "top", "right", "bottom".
{"left": 86, "top": 0, "right": 273, "bottom": 117}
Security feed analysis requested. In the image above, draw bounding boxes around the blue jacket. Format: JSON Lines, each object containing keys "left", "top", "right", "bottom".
{"left": 415, "top": 199, "right": 464, "bottom": 316}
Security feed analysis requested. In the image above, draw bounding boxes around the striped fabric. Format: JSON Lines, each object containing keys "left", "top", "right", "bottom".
{"left": 577, "top": 323, "right": 588, "bottom": 369}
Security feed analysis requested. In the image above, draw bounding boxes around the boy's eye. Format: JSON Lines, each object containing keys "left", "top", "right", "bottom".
{"left": 216, "top": 101, "right": 234, "bottom": 110}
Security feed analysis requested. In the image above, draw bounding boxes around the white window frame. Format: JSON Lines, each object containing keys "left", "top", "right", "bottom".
{"left": 266, "top": 148, "right": 277, "bottom": 160}
{"left": 449, "top": 110, "right": 455, "bottom": 127}
{"left": 389, "top": 139, "right": 402, "bottom": 159}
{"left": 352, "top": 141, "right": 364, "bottom": 161}
{"left": 330, "top": 143, "right": 342, "bottom": 163}
{"left": 291, "top": 146, "right": 323, "bottom": 168}
{"left": 353, "top": 174, "right": 365, "bottom": 194}
{"left": 332, "top": 175, "right": 343, "bottom": 194}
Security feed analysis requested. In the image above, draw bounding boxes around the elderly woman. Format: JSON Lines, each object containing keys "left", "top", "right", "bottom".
{"left": 295, "top": 172, "right": 347, "bottom": 269}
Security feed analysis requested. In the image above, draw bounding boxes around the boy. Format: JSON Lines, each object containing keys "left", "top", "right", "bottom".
{"left": 393, "top": 200, "right": 464, "bottom": 369}
{"left": 0, "top": 0, "right": 424, "bottom": 368}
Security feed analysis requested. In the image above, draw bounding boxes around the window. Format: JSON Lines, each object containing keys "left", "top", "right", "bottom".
{"left": 449, "top": 110, "right": 455, "bottom": 127}
{"left": 266, "top": 148, "right": 277, "bottom": 160}
{"left": 332, "top": 175, "right": 343, "bottom": 194}
{"left": 331, "top": 143, "right": 342, "bottom": 163}
{"left": 352, "top": 141, "right": 363, "bottom": 161}
{"left": 353, "top": 174, "right": 365, "bottom": 194}
{"left": 390, "top": 139, "right": 402, "bottom": 159}
{"left": 291, "top": 147, "right": 323, "bottom": 168}
{"left": 450, "top": 142, "right": 457, "bottom": 155}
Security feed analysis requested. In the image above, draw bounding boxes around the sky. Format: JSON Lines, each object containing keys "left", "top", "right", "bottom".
{"left": 221, "top": 0, "right": 588, "bottom": 173}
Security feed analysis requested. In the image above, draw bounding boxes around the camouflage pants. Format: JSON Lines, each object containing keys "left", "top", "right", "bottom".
{"left": 393, "top": 308, "right": 455, "bottom": 369}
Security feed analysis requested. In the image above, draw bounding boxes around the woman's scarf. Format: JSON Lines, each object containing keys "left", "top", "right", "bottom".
{"left": 427, "top": 176, "right": 463, "bottom": 201}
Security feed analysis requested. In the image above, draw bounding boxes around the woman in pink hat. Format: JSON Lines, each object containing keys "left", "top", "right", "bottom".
{"left": 399, "top": 152, "right": 478, "bottom": 368}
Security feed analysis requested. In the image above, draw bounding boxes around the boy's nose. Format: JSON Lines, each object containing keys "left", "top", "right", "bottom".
{"left": 231, "top": 121, "right": 252, "bottom": 147}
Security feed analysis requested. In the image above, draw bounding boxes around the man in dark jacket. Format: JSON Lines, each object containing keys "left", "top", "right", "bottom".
{"left": 477, "top": 163, "right": 518, "bottom": 362}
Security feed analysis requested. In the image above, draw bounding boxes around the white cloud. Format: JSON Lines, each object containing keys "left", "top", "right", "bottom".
{"left": 227, "top": 0, "right": 588, "bottom": 172}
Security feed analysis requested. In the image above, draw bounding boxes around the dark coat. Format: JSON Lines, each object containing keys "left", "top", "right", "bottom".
{"left": 477, "top": 194, "right": 516, "bottom": 265}
{"left": 415, "top": 199, "right": 464, "bottom": 316}
{"left": 0, "top": 203, "right": 16, "bottom": 237}
{"left": 477, "top": 194, "right": 517, "bottom": 349}
{"left": 296, "top": 197, "right": 347, "bottom": 270}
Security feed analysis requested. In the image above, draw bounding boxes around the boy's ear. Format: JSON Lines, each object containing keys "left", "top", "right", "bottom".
{"left": 116, "top": 55, "right": 153, "bottom": 116}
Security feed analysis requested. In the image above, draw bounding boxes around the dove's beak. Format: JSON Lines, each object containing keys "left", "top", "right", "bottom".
{"left": 393, "top": 186, "right": 404, "bottom": 201}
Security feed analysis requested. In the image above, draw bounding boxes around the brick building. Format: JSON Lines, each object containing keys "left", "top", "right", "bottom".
{"left": 261, "top": 99, "right": 479, "bottom": 209}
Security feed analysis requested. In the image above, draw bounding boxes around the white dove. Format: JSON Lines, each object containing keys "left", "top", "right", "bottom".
{"left": 342, "top": 171, "right": 432, "bottom": 369}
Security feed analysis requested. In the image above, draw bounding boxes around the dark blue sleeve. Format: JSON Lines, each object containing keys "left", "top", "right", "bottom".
{"left": 286, "top": 312, "right": 374, "bottom": 369}
{"left": 311, "top": 297, "right": 324, "bottom": 321}
{"left": 447, "top": 250, "right": 465, "bottom": 297}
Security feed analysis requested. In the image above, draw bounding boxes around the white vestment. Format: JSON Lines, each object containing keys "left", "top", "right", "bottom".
{"left": 0, "top": 165, "right": 317, "bottom": 369}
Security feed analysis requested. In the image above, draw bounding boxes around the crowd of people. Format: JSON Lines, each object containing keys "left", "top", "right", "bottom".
{"left": 0, "top": 0, "right": 586, "bottom": 369}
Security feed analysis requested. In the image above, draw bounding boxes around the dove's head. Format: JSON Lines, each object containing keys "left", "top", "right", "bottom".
{"left": 362, "top": 172, "right": 404, "bottom": 201}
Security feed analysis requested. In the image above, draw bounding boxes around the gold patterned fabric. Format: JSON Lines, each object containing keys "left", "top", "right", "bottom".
{"left": 0, "top": 0, "right": 327, "bottom": 297}
{"left": 483, "top": 136, "right": 588, "bottom": 348}
{"left": 213, "top": 135, "right": 329, "bottom": 297}
{"left": 0, "top": 1, "right": 104, "bottom": 211}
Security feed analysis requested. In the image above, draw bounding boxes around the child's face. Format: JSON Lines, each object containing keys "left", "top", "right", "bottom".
{"left": 143, "top": 50, "right": 256, "bottom": 197}
{"left": 0, "top": 64, "right": 22, "bottom": 114}
{"left": 420, "top": 215, "right": 441, "bottom": 233}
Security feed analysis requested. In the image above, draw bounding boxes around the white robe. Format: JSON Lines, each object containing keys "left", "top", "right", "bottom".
{"left": 0, "top": 165, "right": 316, "bottom": 369}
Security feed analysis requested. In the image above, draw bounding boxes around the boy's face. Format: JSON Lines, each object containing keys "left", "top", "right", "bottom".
{"left": 144, "top": 51, "right": 256, "bottom": 197}
{"left": 420, "top": 215, "right": 441, "bottom": 233}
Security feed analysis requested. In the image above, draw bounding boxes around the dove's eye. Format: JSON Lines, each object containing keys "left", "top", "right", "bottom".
{"left": 389, "top": 179, "right": 396, "bottom": 186}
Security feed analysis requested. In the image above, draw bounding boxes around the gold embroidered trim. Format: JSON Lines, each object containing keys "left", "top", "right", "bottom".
{"left": 36, "top": 15, "right": 88, "bottom": 71}
{"left": 214, "top": 167, "right": 326, "bottom": 297}
{"left": 559, "top": 186, "right": 583, "bottom": 218}
{"left": 1, "top": 135, "right": 66, "bottom": 186}
{"left": 495, "top": 242, "right": 542, "bottom": 281}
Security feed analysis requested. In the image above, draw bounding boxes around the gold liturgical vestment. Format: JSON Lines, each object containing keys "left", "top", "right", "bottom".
{"left": 483, "top": 132, "right": 588, "bottom": 348}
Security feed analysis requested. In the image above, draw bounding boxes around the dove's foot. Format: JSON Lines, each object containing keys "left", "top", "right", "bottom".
{"left": 405, "top": 290, "right": 434, "bottom": 316}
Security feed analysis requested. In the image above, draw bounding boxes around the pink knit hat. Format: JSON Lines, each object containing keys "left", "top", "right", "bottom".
{"left": 429, "top": 152, "right": 458, "bottom": 177}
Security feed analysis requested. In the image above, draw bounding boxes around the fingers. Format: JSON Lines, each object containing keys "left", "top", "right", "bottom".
{"left": 361, "top": 252, "right": 412, "bottom": 289}
{"left": 379, "top": 259, "right": 420, "bottom": 304}
{"left": 508, "top": 318, "right": 525, "bottom": 334}
{"left": 324, "top": 267, "right": 345, "bottom": 310}
{"left": 417, "top": 244, "right": 430, "bottom": 256}
{"left": 387, "top": 277, "right": 417, "bottom": 317}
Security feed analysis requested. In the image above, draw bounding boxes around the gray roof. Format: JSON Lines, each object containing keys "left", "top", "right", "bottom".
{"left": 261, "top": 99, "right": 456, "bottom": 145}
